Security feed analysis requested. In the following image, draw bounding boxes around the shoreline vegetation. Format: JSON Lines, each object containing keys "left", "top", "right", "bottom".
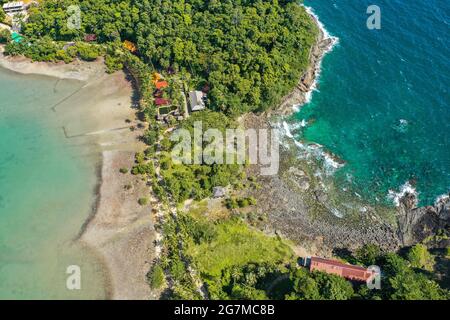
{"left": 1, "top": 0, "right": 449, "bottom": 300}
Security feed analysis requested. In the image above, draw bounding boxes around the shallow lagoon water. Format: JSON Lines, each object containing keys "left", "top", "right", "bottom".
{"left": 0, "top": 68, "right": 106, "bottom": 299}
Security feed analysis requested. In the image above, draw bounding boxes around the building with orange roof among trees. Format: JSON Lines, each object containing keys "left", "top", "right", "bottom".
{"left": 123, "top": 40, "right": 137, "bottom": 53}
{"left": 307, "top": 257, "right": 375, "bottom": 282}
{"left": 155, "top": 81, "right": 169, "bottom": 90}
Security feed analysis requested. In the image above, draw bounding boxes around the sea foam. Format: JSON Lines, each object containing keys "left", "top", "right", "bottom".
{"left": 280, "top": 7, "right": 341, "bottom": 175}
{"left": 387, "top": 181, "right": 419, "bottom": 207}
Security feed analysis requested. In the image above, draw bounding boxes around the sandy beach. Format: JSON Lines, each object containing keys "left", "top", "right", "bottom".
{"left": 0, "top": 46, "right": 104, "bottom": 81}
{"left": 0, "top": 49, "right": 158, "bottom": 299}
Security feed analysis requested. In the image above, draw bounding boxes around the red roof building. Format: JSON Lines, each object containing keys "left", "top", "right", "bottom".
{"left": 155, "top": 98, "right": 170, "bottom": 106}
{"left": 84, "top": 34, "right": 97, "bottom": 42}
{"left": 155, "top": 81, "right": 169, "bottom": 90}
{"left": 309, "top": 257, "right": 374, "bottom": 282}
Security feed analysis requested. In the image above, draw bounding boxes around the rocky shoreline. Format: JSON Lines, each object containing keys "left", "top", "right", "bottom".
{"left": 397, "top": 193, "right": 450, "bottom": 247}
{"left": 243, "top": 10, "right": 450, "bottom": 256}
{"left": 243, "top": 113, "right": 400, "bottom": 255}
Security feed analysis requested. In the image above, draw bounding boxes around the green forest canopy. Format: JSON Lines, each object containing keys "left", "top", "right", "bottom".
{"left": 20, "top": 0, "right": 319, "bottom": 116}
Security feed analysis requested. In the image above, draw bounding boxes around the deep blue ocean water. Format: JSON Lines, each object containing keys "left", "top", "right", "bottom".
{"left": 292, "top": 0, "right": 450, "bottom": 206}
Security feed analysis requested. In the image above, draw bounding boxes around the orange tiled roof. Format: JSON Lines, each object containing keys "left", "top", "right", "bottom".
{"left": 310, "top": 257, "right": 374, "bottom": 282}
{"left": 155, "top": 81, "right": 169, "bottom": 89}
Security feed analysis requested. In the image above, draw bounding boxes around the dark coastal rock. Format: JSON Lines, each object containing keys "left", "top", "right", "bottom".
{"left": 397, "top": 193, "right": 450, "bottom": 246}
{"left": 287, "top": 167, "right": 310, "bottom": 191}
{"left": 242, "top": 142, "right": 400, "bottom": 253}
{"left": 318, "top": 38, "right": 333, "bottom": 51}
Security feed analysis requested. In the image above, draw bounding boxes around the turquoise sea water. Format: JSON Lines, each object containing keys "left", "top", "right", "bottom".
{"left": 0, "top": 68, "right": 105, "bottom": 299}
{"left": 291, "top": 0, "right": 450, "bottom": 206}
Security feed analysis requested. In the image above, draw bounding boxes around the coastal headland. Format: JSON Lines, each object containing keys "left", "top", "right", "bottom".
{"left": 1, "top": 2, "right": 448, "bottom": 299}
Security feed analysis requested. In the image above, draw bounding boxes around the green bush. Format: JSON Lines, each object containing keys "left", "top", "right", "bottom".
{"left": 142, "top": 129, "right": 158, "bottom": 145}
{"left": 180, "top": 215, "right": 217, "bottom": 245}
{"left": 119, "top": 168, "right": 128, "bottom": 174}
{"left": 147, "top": 264, "right": 165, "bottom": 289}
{"left": 74, "top": 43, "right": 100, "bottom": 61}
{"left": 407, "top": 244, "right": 435, "bottom": 271}
{"left": 105, "top": 54, "right": 123, "bottom": 73}
{"left": 355, "top": 244, "right": 381, "bottom": 266}
{"left": 55, "top": 49, "right": 73, "bottom": 63}
{"left": 225, "top": 197, "right": 256, "bottom": 209}
{"left": 0, "top": 29, "right": 10, "bottom": 44}
{"left": 0, "top": 8, "right": 5, "bottom": 23}
{"left": 138, "top": 197, "right": 149, "bottom": 206}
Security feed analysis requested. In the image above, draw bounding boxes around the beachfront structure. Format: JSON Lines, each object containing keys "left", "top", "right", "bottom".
{"left": 11, "top": 32, "right": 23, "bottom": 43}
{"left": 155, "top": 80, "right": 169, "bottom": 90}
{"left": 123, "top": 40, "right": 137, "bottom": 53}
{"left": 2, "top": 2, "right": 28, "bottom": 16}
{"left": 305, "top": 257, "right": 374, "bottom": 282}
{"left": 189, "top": 91, "right": 206, "bottom": 112}
{"left": 155, "top": 98, "right": 170, "bottom": 106}
{"left": 84, "top": 34, "right": 97, "bottom": 42}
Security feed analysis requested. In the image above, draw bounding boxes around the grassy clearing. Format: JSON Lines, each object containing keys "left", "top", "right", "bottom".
{"left": 186, "top": 218, "right": 293, "bottom": 278}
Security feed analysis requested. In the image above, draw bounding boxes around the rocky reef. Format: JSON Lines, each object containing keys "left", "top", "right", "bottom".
{"left": 397, "top": 193, "right": 450, "bottom": 247}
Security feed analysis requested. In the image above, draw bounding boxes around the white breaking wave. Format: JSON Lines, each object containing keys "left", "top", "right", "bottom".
{"left": 387, "top": 181, "right": 418, "bottom": 207}
{"left": 435, "top": 194, "right": 450, "bottom": 206}
{"left": 294, "top": 140, "right": 343, "bottom": 174}
{"left": 279, "top": 121, "right": 343, "bottom": 175}
{"left": 302, "top": 6, "right": 339, "bottom": 104}
{"left": 277, "top": 7, "right": 343, "bottom": 177}
{"left": 282, "top": 121, "right": 294, "bottom": 138}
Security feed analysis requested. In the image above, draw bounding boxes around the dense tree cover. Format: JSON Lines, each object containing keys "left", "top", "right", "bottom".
{"left": 0, "top": 7, "right": 5, "bottom": 23}
{"left": 2, "top": 0, "right": 134, "bottom": 62}
{"left": 286, "top": 268, "right": 354, "bottom": 300}
{"left": 159, "top": 212, "right": 203, "bottom": 299}
{"left": 406, "top": 243, "right": 435, "bottom": 271}
{"left": 15, "top": 0, "right": 318, "bottom": 116}
{"left": 380, "top": 252, "right": 447, "bottom": 300}
{"left": 208, "top": 263, "right": 283, "bottom": 300}
{"left": 22, "top": 0, "right": 138, "bottom": 42}
{"left": 0, "top": 28, "right": 10, "bottom": 43}
{"left": 133, "top": 0, "right": 318, "bottom": 116}
{"left": 354, "top": 244, "right": 448, "bottom": 300}
{"left": 3, "top": 35, "right": 102, "bottom": 62}
{"left": 135, "top": 110, "right": 246, "bottom": 204}
{"left": 147, "top": 264, "right": 166, "bottom": 289}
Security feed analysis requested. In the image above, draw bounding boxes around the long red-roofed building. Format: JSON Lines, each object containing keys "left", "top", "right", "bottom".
{"left": 309, "top": 257, "right": 374, "bottom": 282}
